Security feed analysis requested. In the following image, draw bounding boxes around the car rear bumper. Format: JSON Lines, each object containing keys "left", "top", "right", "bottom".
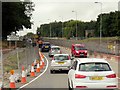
{"left": 50, "top": 66, "right": 70, "bottom": 71}
{"left": 75, "top": 54, "right": 87, "bottom": 57}
{"left": 73, "top": 82, "right": 118, "bottom": 89}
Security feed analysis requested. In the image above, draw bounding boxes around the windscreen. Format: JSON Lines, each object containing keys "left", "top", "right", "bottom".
{"left": 52, "top": 48, "right": 60, "bottom": 51}
{"left": 79, "top": 62, "right": 111, "bottom": 71}
{"left": 75, "top": 46, "right": 86, "bottom": 50}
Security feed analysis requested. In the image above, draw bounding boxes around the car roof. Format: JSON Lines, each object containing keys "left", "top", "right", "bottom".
{"left": 54, "top": 54, "right": 69, "bottom": 56}
{"left": 76, "top": 58, "right": 109, "bottom": 64}
{"left": 51, "top": 46, "right": 60, "bottom": 48}
{"left": 43, "top": 42, "right": 50, "bottom": 44}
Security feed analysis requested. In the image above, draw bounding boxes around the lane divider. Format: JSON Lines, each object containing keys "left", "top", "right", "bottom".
{"left": 18, "top": 52, "right": 49, "bottom": 89}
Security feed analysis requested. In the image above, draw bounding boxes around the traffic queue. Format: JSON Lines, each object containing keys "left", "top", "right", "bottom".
{"left": 39, "top": 41, "right": 118, "bottom": 90}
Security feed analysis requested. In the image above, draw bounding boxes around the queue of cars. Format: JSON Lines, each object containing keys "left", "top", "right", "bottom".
{"left": 39, "top": 42, "right": 118, "bottom": 90}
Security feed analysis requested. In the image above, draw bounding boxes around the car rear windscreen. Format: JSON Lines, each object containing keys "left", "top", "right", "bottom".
{"left": 75, "top": 46, "right": 86, "bottom": 50}
{"left": 52, "top": 48, "right": 60, "bottom": 50}
{"left": 79, "top": 62, "right": 111, "bottom": 71}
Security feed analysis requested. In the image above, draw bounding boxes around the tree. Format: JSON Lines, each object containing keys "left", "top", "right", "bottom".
{"left": 2, "top": 1, "right": 34, "bottom": 39}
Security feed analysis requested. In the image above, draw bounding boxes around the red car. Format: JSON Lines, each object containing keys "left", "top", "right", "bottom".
{"left": 71, "top": 44, "right": 87, "bottom": 57}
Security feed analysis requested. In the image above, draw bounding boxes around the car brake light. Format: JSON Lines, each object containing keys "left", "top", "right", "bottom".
{"left": 75, "top": 74, "right": 86, "bottom": 78}
{"left": 60, "top": 51, "right": 62, "bottom": 54}
{"left": 76, "top": 86, "right": 87, "bottom": 88}
{"left": 85, "top": 51, "right": 87, "bottom": 53}
{"left": 106, "top": 74, "right": 116, "bottom": 78}
{"left": 52, "top": 57, "right": 54, "bottom": 60}
{"left": 68, "top": 56, "right": 70, "bottom": 60}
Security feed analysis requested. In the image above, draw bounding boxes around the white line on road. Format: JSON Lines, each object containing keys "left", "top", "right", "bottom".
{"left": 18, "top": 54, "right": 49, "bottom": 89}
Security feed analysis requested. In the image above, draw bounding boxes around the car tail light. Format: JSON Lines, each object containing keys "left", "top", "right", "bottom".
{"left": 107, "top": 85, "right": 117, "bottom": 88}
{"left": 85, "top": 51, "right": 87, "bottom": 53}
{"left": 75, "top": 74, "right": 86, "bottom": 78}
{"left": 52, "top": 57, "right": 54, "bottom": 60}
{"left": 68, "top": 56, "right": 70, "bottom": 60}
{"left": 106, "top": 74, "right": 116, "bottom": 78}
{"left": 60, "top": 50, "right": 62, "bottom": 54}
{"left": 76, "top": 86, "right": 87, "bottom": 88}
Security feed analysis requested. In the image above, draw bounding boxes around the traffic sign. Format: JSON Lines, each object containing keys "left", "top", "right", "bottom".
{"left": 7, "top": 35, "right": 19, "bottom": 41}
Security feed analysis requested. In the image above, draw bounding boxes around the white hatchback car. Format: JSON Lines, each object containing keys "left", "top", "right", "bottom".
{"left": 48, "top": 46, "right": 61, "bottom": 57}
{"left": 50, "top": 54, "right": 72, "bottom": 73}
{"left": 68, "top": 58, "right": 118, "bottom": 90}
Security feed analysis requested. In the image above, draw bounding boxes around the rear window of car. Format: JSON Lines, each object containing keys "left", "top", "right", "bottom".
{"left": 75, "top": 46, "right": 86, "bottom": 50}
{"left": 54, "top": 55, "right": 69, "bottom": 60}
{"left": 52, "top": 48, "right": 60, "bottom": 50}
{"left": 79, "top": 62, "right": 111, "bottom": 71}
{"left": 43, "top": 43, "right": 50, "bottom": 46}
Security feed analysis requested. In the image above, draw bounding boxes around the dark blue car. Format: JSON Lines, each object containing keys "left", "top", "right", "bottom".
{"left": 41, "top": 42, "right": 51, "bottom": 52}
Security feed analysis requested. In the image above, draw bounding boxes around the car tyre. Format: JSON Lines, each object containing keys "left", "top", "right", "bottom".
{"left": 50, "top": 70, "right": 53, "bottom": 74}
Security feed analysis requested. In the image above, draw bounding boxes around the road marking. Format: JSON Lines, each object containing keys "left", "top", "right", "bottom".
{"left": 18, "top": 54, "right": 49, "bottom": 89}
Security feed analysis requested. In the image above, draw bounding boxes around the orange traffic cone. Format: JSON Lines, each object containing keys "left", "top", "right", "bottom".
{"left": 30, "top": 63, "right": 35, "bottom": 77}
{"left": 40, "top": 60, "right": 43, "bottom": 69}
{"left": 9, "top": 70, "right": 16, "bottom": 88}
{"left": 21, "top": 66, "right": 27, "bottom": 83}
{"left": 39, "top": 52, "right": 45, "bottom": 68}
{"left": 36, "top": 60, "right": 40, "bottom": 73}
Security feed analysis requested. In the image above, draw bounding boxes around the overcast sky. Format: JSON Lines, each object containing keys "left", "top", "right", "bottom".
{"left": 18, "top": 0, "right": 119, "bottom": 36}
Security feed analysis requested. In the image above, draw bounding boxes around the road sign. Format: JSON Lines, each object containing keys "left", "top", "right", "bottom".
{"left": 7, "top": 35, "right": 19, "bottom": 41}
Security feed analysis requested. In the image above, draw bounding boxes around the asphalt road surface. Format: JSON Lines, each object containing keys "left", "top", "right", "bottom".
{"left": 18, "top": 46, "right": 119, "bottom": 90}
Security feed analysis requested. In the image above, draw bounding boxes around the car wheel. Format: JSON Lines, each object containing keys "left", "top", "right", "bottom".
{"left": 50, "top": 70, "right": 53, "bottom": 74}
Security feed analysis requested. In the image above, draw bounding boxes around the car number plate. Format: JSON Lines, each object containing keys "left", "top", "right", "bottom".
{"left": 58, "top": 62, "right": 64, "bottom": 64}
{"left": 80, "top": 54, "right": 84, "bottom": 56}
{"left": 90, "top": 76, "right": 103, "bottom": 80}
{"left": 45, "top": 46, "right": 48, "bottom": 48}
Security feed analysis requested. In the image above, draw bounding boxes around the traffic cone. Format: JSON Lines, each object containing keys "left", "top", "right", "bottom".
{"left": 36, "top": 60, "right": 40, "bottom": 73}
{"left": 9, "top": 70, "right": 16, "bottom": 88}
{"left": 40, "top": 60, "right": 43, "bottom": 69}
{"left": 21, "top": 66, "right": 27, "bottom": 83}
{"left": 30, "top": 63, "right": 35, "bottom": 77}
{"left": 39, "top": 52, "right": 45, "bottom": 68}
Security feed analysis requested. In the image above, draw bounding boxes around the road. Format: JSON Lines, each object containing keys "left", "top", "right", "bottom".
{"left": 18, "top": 46, "right": 119, "bottom": 90}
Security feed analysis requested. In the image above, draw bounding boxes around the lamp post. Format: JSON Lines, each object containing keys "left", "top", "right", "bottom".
{"left": 72, "top": 10, "right": 77, "bottom": 40}
{"left": 48, "top": 19, "right": 51, "bottom": 37}
{"left": 59, "top": 16, "right": 64, "bottom": 38}
{"left": 95, "top": 2, "right": 102, "bottom": 45}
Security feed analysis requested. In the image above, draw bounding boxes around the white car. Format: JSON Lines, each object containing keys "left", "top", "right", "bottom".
{"left": 68, "top": 58, "right": 118, "bottom": 90}
{"left": 50, "top": 54, "right": 72, "bottom": 73}
{"left": 48, "top": 46, "right": 61, "bottom": 57}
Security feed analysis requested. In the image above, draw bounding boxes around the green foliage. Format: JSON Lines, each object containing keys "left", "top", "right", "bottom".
{"left": 2, "top": 1, "right": 34, "bottom": 39}
{"left": 37, "top": 11, "right": 119, "bottom": 39}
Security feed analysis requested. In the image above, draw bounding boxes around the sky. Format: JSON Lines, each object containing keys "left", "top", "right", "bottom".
{"left": 17, "top": 0, "right": 119, "bottom": 36}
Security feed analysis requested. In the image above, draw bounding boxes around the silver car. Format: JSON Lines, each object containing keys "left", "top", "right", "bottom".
{"left": 50, "top": 54, "right": 72, "bottom": 73}
{"left": 48, "top": 46, "right": 61, "bottom": 57}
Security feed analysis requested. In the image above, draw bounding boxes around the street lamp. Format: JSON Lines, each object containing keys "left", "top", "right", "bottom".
{"left": 48, "top": 19, "right": 51, "bottom": 37}
{"left": 59, "top": 16, "right": 64, "bottom": 38}
{"left": 72, "top": 10, "right": 77, "bottom": 40}
{"left": 95, "top": 2, "right": 102, "bottom": 45}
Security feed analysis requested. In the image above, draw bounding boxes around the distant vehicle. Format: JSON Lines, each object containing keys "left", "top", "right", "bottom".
{"left": 68, "top": 58, "right": 118, "bottom": 90}
{"left": 48, "top": 46, "right": 62, "bottom": 57}
{"left": 50, "top": 54, "right": 72, "bottom": 73}
{"left": 71, "top": 44, "right": 87, "bottom": 58}
{"left": 41, "top": 42, "right": 51, "bottom": 52}
{"left": 38, "top": 39, "right": 43, "bottom": 48}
